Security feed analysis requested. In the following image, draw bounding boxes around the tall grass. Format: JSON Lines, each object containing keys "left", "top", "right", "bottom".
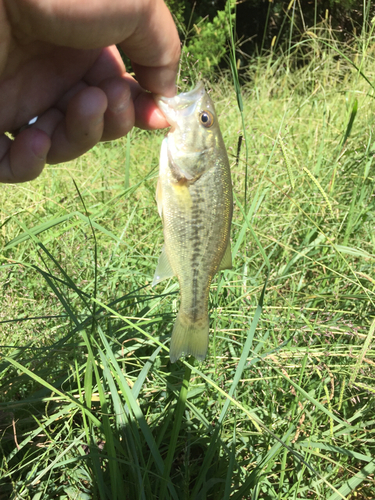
{"left": 1, "top": 14, "right": 375, "bottom": 500}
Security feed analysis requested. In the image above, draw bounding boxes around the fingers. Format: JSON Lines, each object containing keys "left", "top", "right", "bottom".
{"left": 98, "top": 77, "right": 135, "bottom": 141}
{"left": 36, "top": 78, "right": 138, "bottom": 163}
{"left": 6, "top": 0, "right": 180, "bottom": 96}
{"left": 0, "top": 86, "right": 108, "bottom": 180}
{"left": 0, "top": 46, "right": 101, "bottom": 134}
{"left": 0, "top": 69, "right": 171, "bottom": 182}
{"left": 83, "top": 47, "right": 170, "bottom": 130}
{"left": 84, "top": 45, "right": 125, "bottom": 85}
{"left": 0, "top": 74, "right": 169, "bottom": 182}
{"left": 119, "top": 1, "right": 181, "bottom": 97}
{"left": 44, "top": 86, "right": 107, "bottom": 164}
{"left": 133, "top": 90, "right": 169, "bottom": 130}
{"left": 131, "top": 63, "right": 179, "bottom": 98}
{"left": 0, "top": 128, "right": 50, "bottom": 183}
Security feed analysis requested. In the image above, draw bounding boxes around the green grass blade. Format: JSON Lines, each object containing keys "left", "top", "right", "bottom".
{"left": 191, "top": 275, "right": 268, "bottom": 498}
{"left": 125, "top": 133, "right": 131, "bottom": 189}
{"left": 278, "top": 135, "right": 296, "bottom": 190}
{"left": 327, "top": 459, "right": 375, "bottom": 500}
{"left": 341, "top": 98, "right": 358, "bottom": 148}
{"left": 349, "top": 316, "right": 375, "bottom": 386}
{"left": 159, "top": 363, "right": 192, "bottom": 500}
{"left": 223, "top": 423, "right": 237, "bottom": 500}
{"left": 95, "top": 321, "right": 178, "bottom": 500}
{"left": 3, "top": 357, "right": 103, "bottom": 429}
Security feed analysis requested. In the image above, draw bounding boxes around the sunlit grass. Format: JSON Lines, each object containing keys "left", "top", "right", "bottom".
{"left": 1, "top": 20, "right": 375, "bottom": 499}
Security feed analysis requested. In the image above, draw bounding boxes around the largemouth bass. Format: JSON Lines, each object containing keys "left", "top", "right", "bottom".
{"left": 153, "top": 82, "right": 233, "bottom": 363}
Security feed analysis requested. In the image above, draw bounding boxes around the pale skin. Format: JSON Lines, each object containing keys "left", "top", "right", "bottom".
{"left": 0, "top": 0, "right": 181, "bottom": 183}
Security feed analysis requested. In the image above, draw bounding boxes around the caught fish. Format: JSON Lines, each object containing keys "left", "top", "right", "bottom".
{"left": 153, "top": 82, "right": 233, "bottom": 363}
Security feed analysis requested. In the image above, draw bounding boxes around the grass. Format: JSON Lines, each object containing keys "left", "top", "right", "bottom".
{"left": 1, "top": 18, "right": 375, "bottom": 500}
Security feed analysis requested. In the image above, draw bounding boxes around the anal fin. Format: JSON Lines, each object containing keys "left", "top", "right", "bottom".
{"left": 152, "top": 246, "right": 174, "bottom": 286}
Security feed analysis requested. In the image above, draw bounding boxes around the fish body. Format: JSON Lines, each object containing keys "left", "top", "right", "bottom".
{"left": 153, "top": 82, "right": 233, "bottom": 363}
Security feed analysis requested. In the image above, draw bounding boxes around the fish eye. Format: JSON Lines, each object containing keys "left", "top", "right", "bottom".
{"left": 199, "top": 110, "right": 214, "bottom": 128}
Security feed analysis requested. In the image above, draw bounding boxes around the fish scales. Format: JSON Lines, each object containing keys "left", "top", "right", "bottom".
{"left": 165, "top": 175, "right": 229, "bottom": 315}
{"left": 153, "top": 82, "right": 233, "bottom": 363}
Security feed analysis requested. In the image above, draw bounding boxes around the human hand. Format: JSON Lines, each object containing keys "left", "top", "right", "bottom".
{"left": 0, "top": 0, "right": 180, "bottom": 182}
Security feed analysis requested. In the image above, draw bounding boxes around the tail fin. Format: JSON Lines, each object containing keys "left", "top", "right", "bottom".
{"left": 169, "top": 312, "right": 209, "bottom": 363}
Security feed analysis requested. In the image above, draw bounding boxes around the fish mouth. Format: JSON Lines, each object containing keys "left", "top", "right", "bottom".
{"left": 155, "top": 81, "right": 206, "bottom": 129}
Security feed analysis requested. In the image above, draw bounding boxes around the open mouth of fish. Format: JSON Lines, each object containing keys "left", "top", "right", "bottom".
{"left": 155, "top": 82, "right": 206, "bottom": 130}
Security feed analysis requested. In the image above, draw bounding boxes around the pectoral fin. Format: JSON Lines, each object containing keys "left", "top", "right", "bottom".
{"left": 218, "top": 240, "right": 232, "bottom": 271}
{"left": 152, "top": 246, "right": 174, "bottom": 286}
